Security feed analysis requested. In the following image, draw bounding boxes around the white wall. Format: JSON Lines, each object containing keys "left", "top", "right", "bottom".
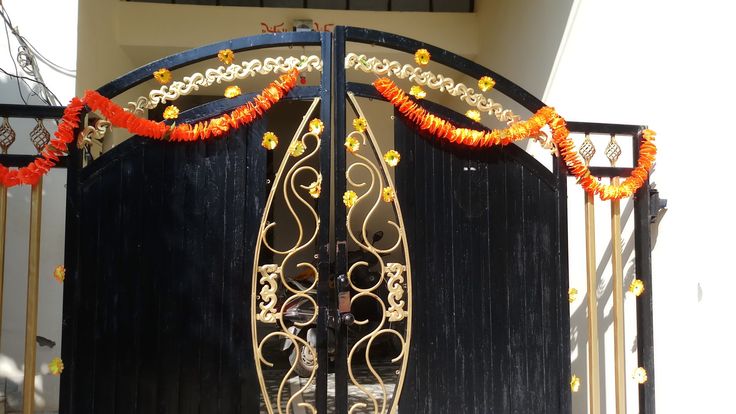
{"left": 0, "top": 0, "right": 78, "bottom": 412}
{"left": 542, "top": 0, "right": 736, "bottom": 412}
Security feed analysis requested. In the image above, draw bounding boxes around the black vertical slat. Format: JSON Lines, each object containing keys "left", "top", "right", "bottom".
{"left": 137, "top": 141, "right": 164, "bottom": 412}
{"left": 634, "top": 130, "right": 655, "bottom": 414}
{"left": 73, "top": 176, "right": 101, "bottom": 413}
{"left": 92, "top": 158, "right": 121, "bottom": 414}
{"left": 60, "top": 133, "right": 83, "bottom": 414}
{"left": 506, "top": 162, "right": 526, "bottom": 414}
{"left": 435, "top": 130, "right": 451, "bottom": 413}
{"left": 177, "top": 142, "right": 205, "bottom": 414}
{"left": 114, "top": 149, "right": 144, "bottom": 414}
{"left": 217, "top": 128, "right": 242, "bottom": 413}
{"left": 318, "top": 31, "right": 333, "bottom": 414}
{"left": 555, "top": 154, "right": 572, "bottom": 414}
{"left": 243, "top": 120, "right": 266, "bottom": 412}
{"left": 525, "top": 177, "right": 544, "bottom": 412}
{"left": 156, "top": 142, "right": 185, "bottom": 413}
{"left": 332, "top": 27, "right": 348, "bottom": 414}
{"left": 199, "top": 137, "right": 227, "bottom": 409}
{"left": 541, "top": 175, "right": 560, "bottom": 414}
{"left": 488, "top": 157, "right": 510, "bottom": 412}
{"left": 472, "top": 155, "right": 492, "bottom": 413}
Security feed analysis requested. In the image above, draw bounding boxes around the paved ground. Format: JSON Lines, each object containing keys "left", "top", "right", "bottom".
{"left": 260, "top": 365, "right": 398, "bottom": 413}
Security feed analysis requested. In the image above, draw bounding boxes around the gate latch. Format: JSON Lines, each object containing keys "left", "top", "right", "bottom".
{"left": 336, "top": 274, "right": 355, "bottom": 326}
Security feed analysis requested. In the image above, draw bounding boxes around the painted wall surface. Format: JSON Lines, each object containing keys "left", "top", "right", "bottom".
{"left": 540, "top": 0, "right": 736, "bottom": 412}
{"left": 0, "top": 0, "right": 77, "bottom": 412}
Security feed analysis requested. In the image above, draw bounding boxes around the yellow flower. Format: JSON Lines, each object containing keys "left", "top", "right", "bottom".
{"left": 409, "top": 85, "right": 426, "bottom": 99}
{"left": 49, "top": 357, "right": 64, "bottom": 376}
{"left": 218, "top": 48, "right": 235, "bottom": 65}
{"left": 384, "top": 150, "right": 401, "bottom": 167}
{"left": 343, "top": 190, "right": 358, "bottom": 208}
{"left": 224, "top": 85, "right": 242, "bottom": 98}
{"left": 568, "top": 287, "right": 578, "bottom": 303}
{"left": 309, "top": 118, "right": 324, "bottom": 135}
{"left": 163, "top": 105, "right": 180, "bottom": 120}
{"left": 633, "top": 367, "right": 648, "bottom": 384}
{"left": 261, "top": 132, "right": 278, "bottom": 150}
{"left": 570, "top": 375, "right": 581, "bottom": 392}
{"left": 53, "top": 265, "right": 65, "bottom": 283}
{"left": 466, "top": 109, "right": 481, "bottom": 122}
{"left": 478, "top": 76, "right": 496, "bottom": 92}
{"left": 290, "top": 140, "right": 306, "bottom": 157}
{"left": 153, "top": 68, "right": 172, "bottom": 85}
{"left": 353, "top": 117, "right": 368, "bottom": 133}
{"left": 382, "top": 187, "right": 395, "bottom": 203}
{"left": 345, "top": 136, "right": 360, "bottom": 153}
{"left": 629, "top": 279, "right": 645, "bottom": 297}
{"left": 307, "top": 178, "right": 322, "bottom": 198}
{"left": 414, "top": 49, "right": 431, "bottom": 66}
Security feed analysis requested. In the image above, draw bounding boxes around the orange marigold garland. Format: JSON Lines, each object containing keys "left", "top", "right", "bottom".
{"left": 0, "top": 69, "right": 299, "bottom": 188}
{"left": 374, "top": 77, "right": 656, "bottom": 201}
{"left": 0, "top": 96, "right": 85, "bottom": 187}
{"left": 83, "top": 68, "right": 298, "bottom": 142}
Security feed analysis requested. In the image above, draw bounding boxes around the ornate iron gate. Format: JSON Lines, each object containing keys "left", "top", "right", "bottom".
{"left": 56, "top": 27, "right": 633, "bottom": 414}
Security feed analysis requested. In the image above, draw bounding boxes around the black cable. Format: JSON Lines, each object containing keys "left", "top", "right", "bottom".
{"left": 3, "top": 17, "right": 27, "bottom": 104}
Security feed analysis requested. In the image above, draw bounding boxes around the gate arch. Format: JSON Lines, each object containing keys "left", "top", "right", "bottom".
{"left": 61, "top": 28, "right": 571, "bottom": 414}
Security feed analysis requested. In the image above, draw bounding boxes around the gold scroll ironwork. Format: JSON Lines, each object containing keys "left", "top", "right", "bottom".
{"left": 345, "top": 92, "right": 412, "bottom": 414}
{"left": 251, "top": 98, "right": 322, "bottom": 414}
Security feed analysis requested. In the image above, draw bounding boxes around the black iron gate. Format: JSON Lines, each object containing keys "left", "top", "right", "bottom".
{"left": 55, "top": 27, "right": 655, "bottom": 414}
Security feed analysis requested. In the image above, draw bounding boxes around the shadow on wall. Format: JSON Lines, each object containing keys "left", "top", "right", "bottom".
{"left": 569, "top": 194, "right": 663, "bottom": 414}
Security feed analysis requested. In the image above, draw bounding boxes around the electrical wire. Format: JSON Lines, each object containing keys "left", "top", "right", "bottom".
{"left": 0, "top": 4, "right": 70, "bottom": 106}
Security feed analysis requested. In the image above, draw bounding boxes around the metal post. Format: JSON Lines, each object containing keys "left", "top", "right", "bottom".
{"left": 610, "top": 176, "right": 627, "bottom": 414}
{"left": 0, "top": 149, "right": 7, "bottom": 344}
{"left": 23, "top": 178, "right": 43, "bottom": 414}
{"left": 584, "top": 192, "right": 601, "bottom": 414}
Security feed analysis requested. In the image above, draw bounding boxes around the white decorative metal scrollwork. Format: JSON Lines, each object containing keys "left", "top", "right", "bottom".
{"left": 251, "top": 98, "right": 323, "bottom": 414}
{"left": 127, "top": 55, "right": 323, "bottom": 115}
{"left": 345, "top": 53, "right": 520, "bottom": 125}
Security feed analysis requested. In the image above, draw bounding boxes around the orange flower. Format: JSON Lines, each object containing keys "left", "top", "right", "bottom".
{"left": 163, "top": 105, "right": 179, "bottom": 120}
{"left": 218, "top": 49, "right": 235, "bottom": 65}
{"left": 409, "top": 85, "right": 427, "bottom": 99}
{"left": 153, "top": 68, "right": 172, "bottom": 85}
{"left": 353, "top": 117, "right": 367, "bottom": 132}
{"left": 478, "top": 76, "right": 496, "bottom": 92}
{"left": 414, "top": 49, "right": 431, "bottom": 65}
{"left": 465, "top": 109, "right": 481, "bottom": 122}
{"left": 345, "top": 136, "right": 360, "bottom": 153}
{"left": 309, "top": 118, "right": 324, "bottom": 135}
{"left": 53, "top": 265, "right": 65, "bottom": 283}
{"left": 261, "top": 132, "right": 278, "bottom": 150}
{"left": 49, "top": 357, "right": 64, "bottom": 375}
{"left": 224, "top": 85, "right": 242, "bottom": 98}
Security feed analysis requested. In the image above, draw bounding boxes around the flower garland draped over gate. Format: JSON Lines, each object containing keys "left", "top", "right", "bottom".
{"left": 0, "top": 69, "right": 299, "bottom": 187}
{"left": 0, "top": 51, "right": 656, "bottom": 201}
{"left": 373, "top": 77, "right": 656, "bottom": 201}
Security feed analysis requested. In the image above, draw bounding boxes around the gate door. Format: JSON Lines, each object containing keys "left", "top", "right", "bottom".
{"left": 332, "top": 27, "right": 570, "bottom": 414}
